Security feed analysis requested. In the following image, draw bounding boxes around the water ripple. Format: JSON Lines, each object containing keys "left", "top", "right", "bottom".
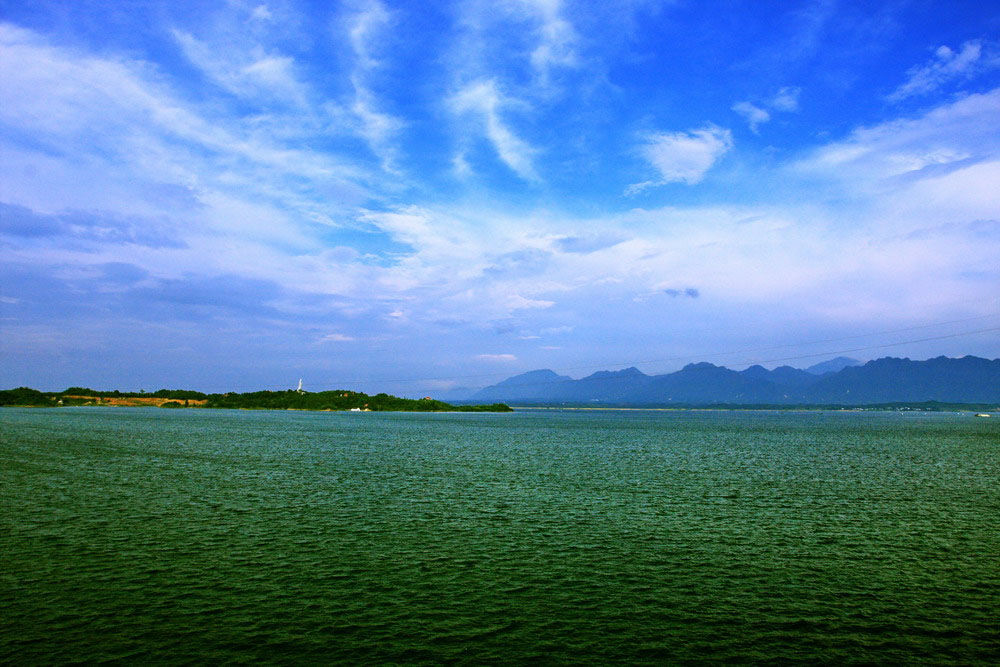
{"left": 2, "top": 408, "right": 997, "bottom": 663}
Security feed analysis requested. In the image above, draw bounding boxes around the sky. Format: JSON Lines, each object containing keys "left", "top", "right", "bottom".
{"left": 1, "top": 0, "right": 999, "bottom": 396}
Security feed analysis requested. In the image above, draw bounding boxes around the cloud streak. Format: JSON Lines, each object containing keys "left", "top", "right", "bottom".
{"left": 888, "top": 40, "right": 998, "bottom": 102}
{"left": 731, "top": 102, "right": 770, "bottom": 134}
{"left": 2, "top": 7, "right": 998, "bottom": 391}
{"left": 732, "top": 87, "right": 800, "bottom": 133}
{"left": 450, "top": 79, "right": 539, "bottom": 181}
{"left": 521, "top": 0, "right": 578, "bottom": 85}
{"left": 345, "top": 0, "right": 405, "bottom": 172}
{"left": 173, "top": 29, "right": 310, "bottom": 109}
{"left": 794, "top": 88, "right": 1000, "bottom": 184}
{"left": 476, "top": 353, "right": 517, "bottom": 362}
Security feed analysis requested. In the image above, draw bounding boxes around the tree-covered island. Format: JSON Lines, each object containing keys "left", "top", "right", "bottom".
{"left": 0, "top": 387, "right": 512, "bottom": 412}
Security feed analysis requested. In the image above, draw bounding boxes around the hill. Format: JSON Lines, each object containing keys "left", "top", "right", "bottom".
{"left": 804, "top": 357, "right": 862, "bottom": 375}
{"left": 470, "top": 356, "right": 1000, "bottom": 406}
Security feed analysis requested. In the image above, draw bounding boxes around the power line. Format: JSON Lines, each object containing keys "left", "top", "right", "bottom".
{"left": 299, "top": 321, "right": 1000, "bottom": 391}
{"left": 383, "top": 326, "right": 1000, "bottom": 394}
{"left": 731, "top": 327, "right": 1000, "bottom": 367}
{"left": 309, "top": 313, "right": 1000, "bottom": 386}
{"left": 148, "top": 312, "right": 998, "bottom": 393}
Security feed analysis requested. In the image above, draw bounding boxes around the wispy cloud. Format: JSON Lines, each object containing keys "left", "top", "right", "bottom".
{"left": 345, "top": 0, "right": 404, "bottom": 172}
{"left": 476, "top": 353, "right": 517, "bottom": 362}
{"left": 250, "top": 5, "right": 273, "bottom": 22}
{"left": 351, "top": 78, "right": 404, "bottom": 172}
{"left": 451, "top": 0, "right": 579, "bottom": 89}
{"left": 172, "top": 29, "right": 310, "bottom": 109}
{"left": 794, "top": 88, "right": 1000, "bottom": 183}
{"left": 3, "top": 4, "right": 999, "bottom": 390}
{"left": 450, "top": 79, "right": 539, "bottom": 181}
{"left": 628, "top": 125, "right": 733, "bottom": 192}
{"left": 437, "top": 0, "right": 591, "bottom": 182}
{"left": 520, "top": 0, "right": 578, "bottom": 85}
{"left": 319, "top": 333, "right": 357, "bottom": 343}
{"left": 733, "top": 87, "right": 800, "bottom": 133}
{"left": 771, "top": 86, "right": 801, "bottom": 112}
{"left": 0, "top": 22, "right": 373, "bottom": 210}
{"left": 734, "top": 0, "right": 836, "bottom": 77}
{"left": 731, "top": 102, "right": 770, "bottom": 134}
{"left": 0, "top": 20, "right": 389, "bottom": 320}
{"left": 888, "top": 40, "right": 998, "bottom": 102}
{"left": 347, "top": 0, "right": 391, "bottom": 69}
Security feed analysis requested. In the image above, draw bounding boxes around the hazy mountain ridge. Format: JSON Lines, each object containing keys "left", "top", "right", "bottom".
{"left": 804, "top": 357, "right": 862, "bottom": 375}
{"left": 470, "top": 356, "right": 1000, "bottom": 405}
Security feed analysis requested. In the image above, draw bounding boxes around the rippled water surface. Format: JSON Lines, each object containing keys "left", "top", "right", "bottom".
{"left": 2, "top": 407, "right": 998, "bottom": 663}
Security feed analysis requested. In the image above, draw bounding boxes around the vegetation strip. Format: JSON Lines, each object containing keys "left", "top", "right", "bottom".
{"left": 0, "top": 387, "right": 512, "bottom": 413}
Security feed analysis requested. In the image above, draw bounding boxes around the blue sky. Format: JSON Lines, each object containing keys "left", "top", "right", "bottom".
{"left": 1, "top": 0, "right": 999, "bottom": 395}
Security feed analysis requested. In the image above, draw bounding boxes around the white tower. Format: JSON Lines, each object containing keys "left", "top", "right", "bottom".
{"left": 297, "top": 378, "right": 303, "bottom": 393}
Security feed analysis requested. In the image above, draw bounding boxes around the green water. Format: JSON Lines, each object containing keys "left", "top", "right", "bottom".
{"left": 1, "top": 407, "right": 997, "bottom": 664}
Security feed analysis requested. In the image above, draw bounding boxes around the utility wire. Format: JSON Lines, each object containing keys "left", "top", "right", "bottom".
{"left": 299, "top": 321, "right": 1000, "bottom": 391}
{"left": 149, "top": 313, "right": 998, "bottom": 393}
{"left": 727, "top": 327, "right": 1000, "bottom": 367}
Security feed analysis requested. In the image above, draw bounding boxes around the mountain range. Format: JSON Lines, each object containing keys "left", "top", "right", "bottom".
{"left": 458, "top": 356, "right": 1000, "bottom": 405}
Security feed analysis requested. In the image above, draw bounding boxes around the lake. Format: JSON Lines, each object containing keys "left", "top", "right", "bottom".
{"left": 1, "top": 407, "right": 997, "bottom": 663}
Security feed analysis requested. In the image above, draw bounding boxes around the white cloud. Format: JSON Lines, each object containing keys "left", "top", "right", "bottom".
{"left": 250, "top": 5, "right": 273, "bottom": 22}
{"left": 770, "top": 86, "right": 801, "bottom": 112}
{"left": 731, "top": 102, "right": 770, "bottom": 134}
{"left": 173, "top": 30, "right": 309, "bottom": 108}
{"left": 519, "top": 0, "right": 578, "bottom": 83}
{"left": 344, "top": 1, "right": 404, "bottom": 172}
{"left": 794, "top": 88, "right": 1000, "bottom": 184}
{"left": 451, "top": 151, "right": 473, "bottom": 178}
{"left": 437, "top": 0, "right": 583, "bottom": 182}
{"left": 351, "top": 78, "right": 404, "bottom": 172}
{"left": 361, "top": 197, "right": 983, "bottom": 336}
{"left": 348, "top": 0, "right": 391, "bottom": 69}
{"left": 319, "top": 333, "right": 356, "bottom": 343}
{"left": 888, "top": 40, "right": 997, "bottom": 102}
{"left": 0, "top": 23, "right": 371, "bottom": 192}
{"left": 628, "top": 125, "right": 732, "bottom": 191}
{"left": 452, "top": 0, "right": 578, "bottom": 90}
{"left": 0, "top": 23, "right": 386, "bottom": 302}
{"left": 504, "top": 294, "right": 555, "bottom": 310}
{"left": 476, "top": 353, "right": 518, "bottom": 362}
{"left": 4, "top": 22, "right": 999, "bottom": 378}
{"left": 450, "top": 79, "right": 539, "bottom": 180}
{"left": 732, "top": 87, "right": 800, "bottom": 132}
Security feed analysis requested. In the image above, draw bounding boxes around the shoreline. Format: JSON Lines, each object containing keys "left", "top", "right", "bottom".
{"left": 509, "top": 405, "right": 997, "bottom": 413}
{"left": 0, "top": 404, "right": 515, "bottom": 414}
{"left": 4, "top": 404, "right": 995, "bottom": 415}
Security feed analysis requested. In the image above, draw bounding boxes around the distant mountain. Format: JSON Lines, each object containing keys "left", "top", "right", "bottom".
{"left": 471, "top": 356, "right": 1000, "bottom": 405}
{"left": 556, "top": 367, "right": 653, "bottom": 403}
{"left": 740, "top": 364, "right": 817, "bottom": 387}
{"left": 641, "top": 362, "right": 775, "bottom": 403}
{"left": 801, "top": 356, "right": 1000, "bottom": 403}
{"left": 472, "top": 369, "right": 574, "bottom": 402}
{"left": 805, "top": 357, "right": 862, "bottom": 375}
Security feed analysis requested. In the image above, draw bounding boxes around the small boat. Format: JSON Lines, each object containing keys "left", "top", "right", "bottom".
{"left": 975, "top": 413, "right": 991, "bottom": 418}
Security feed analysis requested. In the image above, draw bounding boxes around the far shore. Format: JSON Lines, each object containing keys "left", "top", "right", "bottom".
{"left": 508, "top": 405, "right": 997, "bottom": 413}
